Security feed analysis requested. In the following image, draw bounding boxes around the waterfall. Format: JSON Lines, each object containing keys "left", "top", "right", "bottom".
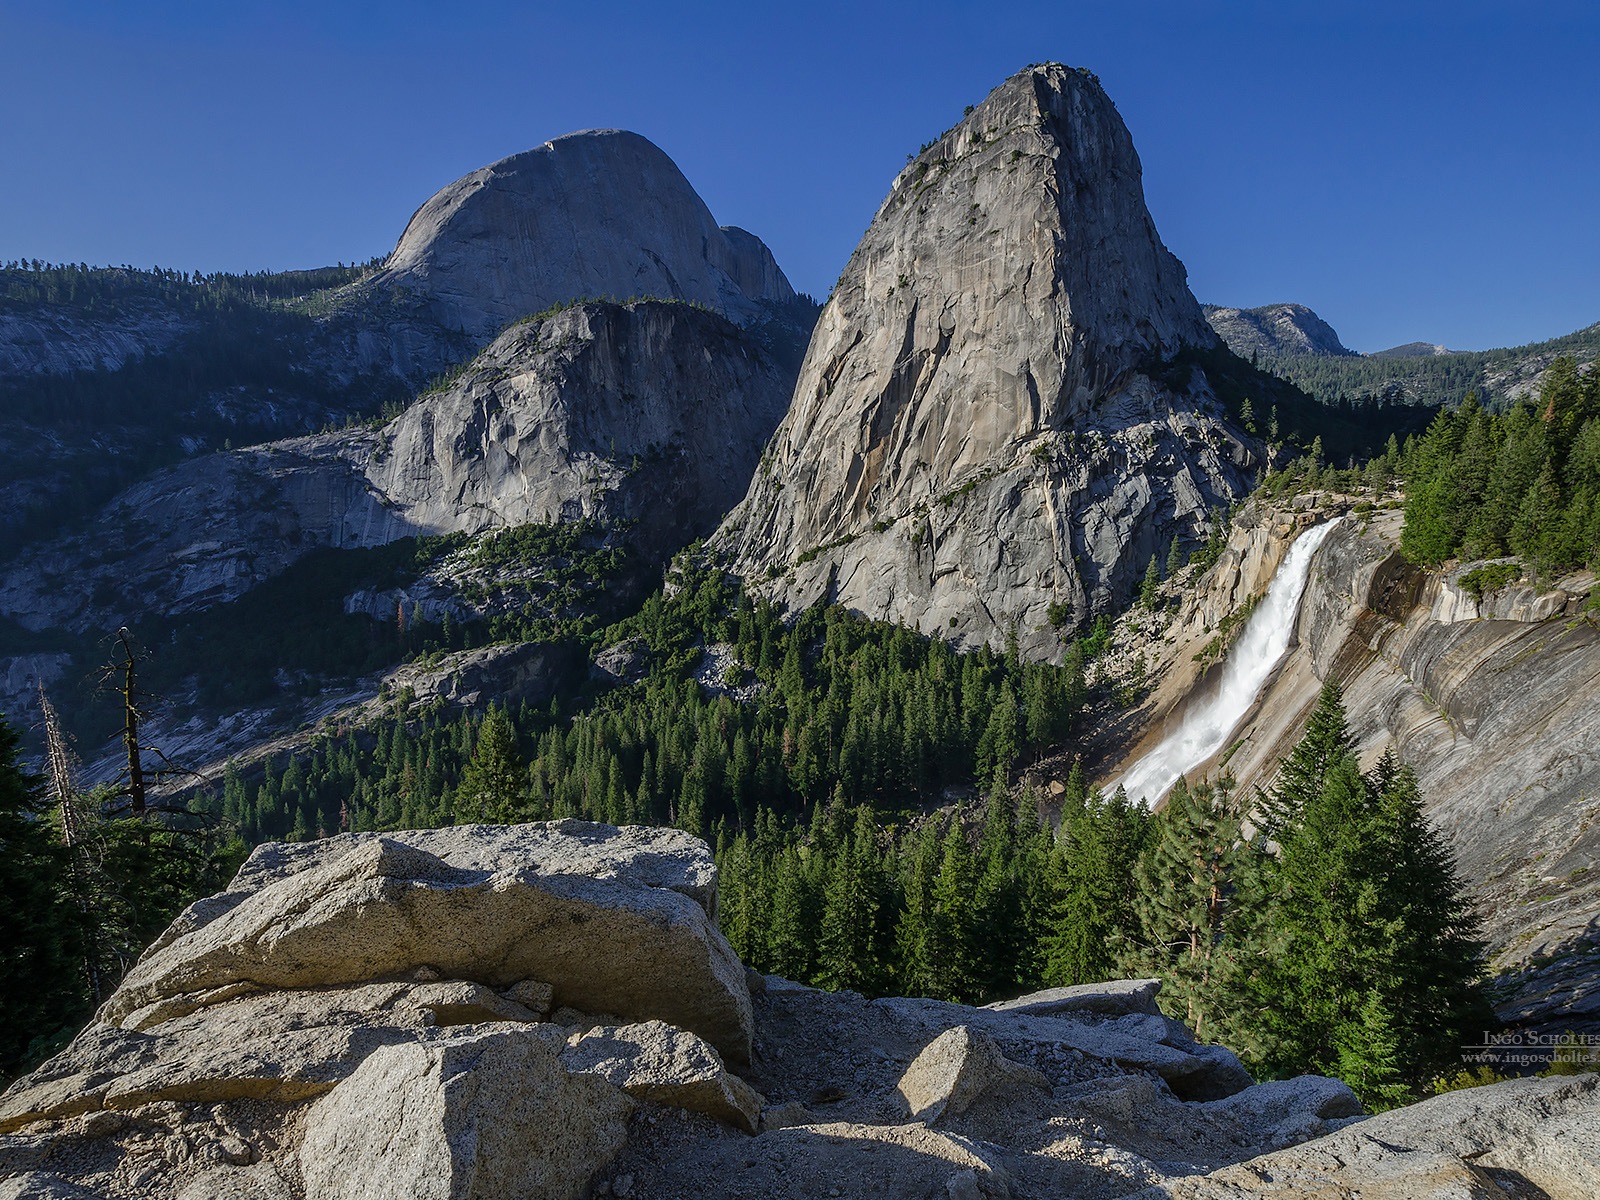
{"left": 1116, "top": 518, "right": 1341, "bottom": 806}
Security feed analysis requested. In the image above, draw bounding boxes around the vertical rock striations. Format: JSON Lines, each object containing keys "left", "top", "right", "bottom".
{"left": 714, "top": 65, "right": 1256, "bottom": 655}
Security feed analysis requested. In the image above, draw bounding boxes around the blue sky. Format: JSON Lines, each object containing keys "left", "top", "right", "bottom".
{"left": 1, "top": 1, "right": 1596, "bottom": 352}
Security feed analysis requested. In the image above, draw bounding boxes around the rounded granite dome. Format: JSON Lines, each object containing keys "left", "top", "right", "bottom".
{"left": 374, "top": 129, "right": 793, "bottom": 338}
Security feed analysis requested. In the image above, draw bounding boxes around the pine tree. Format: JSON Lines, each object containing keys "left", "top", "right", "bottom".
{"left": 1121, "top": 777, "right": 1240, "bottom": 1037}
{"left": 815, "top": 807, "right": 892, "bottom": 994}
{"left": 1223, "top": 692, "right": 1493, "bottom": 1108}
{"left": 973, "top": 785, "right": 1023, "bottom": 997}
{"left": 894, "top": 820, "right": 943, "bottom": 996}
{"left": 1140, "top": 554, "right": 1161, "bottom": 608}
{"left": 1166, "top": 535, "right": 1184, "bottom": 578}
{"left": 456, "top": 707, "right": 525, "bottom": 823}
{"left": 1257, "top": 680, "right": 1352, "bottom": 838}
{"left": 927, "top": 817, "right": 980, "bottom": 1002}
{"left": 766, "top": 846, "right": 818, "bottom": 983}
{"left": 1044, "top": 789, "right": 1146, "bottom": 987}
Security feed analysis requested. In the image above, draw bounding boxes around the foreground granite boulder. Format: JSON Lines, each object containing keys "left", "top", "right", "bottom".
{"left": 896, "top": 1026, "right": 1048, "bottom": 1121}
{"left": 299, "top": 1027, "right": 634, "bottom": 1200}
{"left": 102, "top": 821, "right": 753, "bottom": 1065}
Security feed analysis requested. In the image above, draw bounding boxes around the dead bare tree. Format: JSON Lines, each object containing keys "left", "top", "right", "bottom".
{"left": 102, "top": 628, "right": 199, "bottom": 818}
{"left": 38, "top": 682, "right": 105, "bottom": 1003}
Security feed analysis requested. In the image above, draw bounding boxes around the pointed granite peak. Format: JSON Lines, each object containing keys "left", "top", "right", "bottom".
{"left": 713, "top": 63, "right": 1250, "bottom": 656}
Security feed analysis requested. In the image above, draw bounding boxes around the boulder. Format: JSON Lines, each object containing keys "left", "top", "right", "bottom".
{"left": 897, "top": 1026, "right": 1048, "bottom": 1122}
{"left": 983, "top": 980, "right": 1163, "bottom": 1019}
{"left": 561, "top": 1021, "right": 762, "bottom": 1132}
{"left": 104, "top": 823, "right": 753, "bottom": 1065}
{"left": 1133, "top": 1074, "right": 1600, "bottom": 1200}
{"left": 0, "top": 981, "right": 526, "bottom": 1130}
{"left": 299, "top": 1027, "right": 634, "bottom": 1200}
{"left": 873, "top": 993, "right": 1252, "bottom": 1102}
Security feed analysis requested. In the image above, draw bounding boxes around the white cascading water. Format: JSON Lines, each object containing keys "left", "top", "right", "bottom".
{"left": 1116, "top": 518, "right": 1342, "bottom": 806}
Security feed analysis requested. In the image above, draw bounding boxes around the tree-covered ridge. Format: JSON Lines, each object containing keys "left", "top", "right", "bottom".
{"left": 0, "top": 258, "right": 459, "bottom": 557}
{"left": 200, "top": 559, "right": 1090, "bottom": 844}
{"left": 1147, "top": 344, "right": 1438, "bottom": 468}
{"left": 0, "top": 258, "right": 383, "bottom": 316}
{"left": 1258, "top": 321, "right": 1600, "bottom": 412}
{"left": 1399, "top": 356, "right": 1600, "bottom": 574}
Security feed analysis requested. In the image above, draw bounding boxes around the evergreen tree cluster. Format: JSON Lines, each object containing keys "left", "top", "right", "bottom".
{"left": 1400, "top": 357, "right": 1600, "bottom": 574}
{"left": 1257, "top": 324, "right": 1600, "bottom": 413}
{"left": 1122, "top": 683, "right": 1494, "bottom": 1108}
{"left": 198, "top": 563, "right": 1092, "bottom": 843}
{"left": 717, "top": 769, "right": 1146, "bottom": 1006}
{"left": 718, "top": 681, "right": 1492, "bottom": 1110}
{"left": 0, "top": 259, "right": 381, "bottom": 316}
{"left": 0, "top": 259, "right": 433, "bottom": 558}
{"left": 0, "top": 715, "right": 241, "bottom": 1079}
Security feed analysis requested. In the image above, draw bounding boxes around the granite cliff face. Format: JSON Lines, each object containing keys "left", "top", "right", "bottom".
{"left": 1201, "top": 304, "right": 1356, "bottom": 358}
{"left": 715, "top": 65, "right": 1255, "bottom": 655}
{"left": 0, "top": 301, "right": 791, "bottom": 636}
{"left": 1098, "top": 498, "right": 1600, "bottom": 1040}
{"left": 365, "top": 130, "right": 795, "bottom": 340}
{"left": 366, "top": 301, "right": 792, "bottom": 554}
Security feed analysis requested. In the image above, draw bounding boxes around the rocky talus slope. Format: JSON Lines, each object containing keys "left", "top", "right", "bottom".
{"left": 1099, "top": 497, "right": 1600, "bottom": 1039}
{"left": 361, "top": 129, "right": 794, "bottom": 339}
{"left": 1200, "top": 304, "right": 1356, "bottom": 359}
{"left": 4, "top": 820, "right": 1594, "bottom": 1200}
{"left": 714, "top": 64, "right": 1256, "bottom": 655}
{"left": 0, "top": 300, "right": 792, "bottom": 636}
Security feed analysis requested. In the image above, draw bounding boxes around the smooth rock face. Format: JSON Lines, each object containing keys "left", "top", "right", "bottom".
{"left": 0, "top": 306, "right": 189, "bottom": 377}
{"left": 984, "top": 979, "right": 1164, "bottom": 1019}
{"left": 1137, "top": 505, "right": 1600, "bottom": 1036}
{"left": 715, "top": 64, "right": 1254, "bottom": 653}
{"left": 299, "top": 1028, "right": 634, "bottom": 1200}
{"left": 1202, "top": 303, "right": 1357, "bottom": 358}
{"left": 1133, "top": 1074, "right": 1600, "bottom": 1200}
{"left": 104, "top": 823, "right": 752, "bottom": 1065}
{"left": 367, "top": 130, "right": 794, "bottom": 339}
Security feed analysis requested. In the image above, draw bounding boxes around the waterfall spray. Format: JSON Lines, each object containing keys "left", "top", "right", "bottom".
{"left": 1116, "top": 518, "right": 1341, "bottom": 806}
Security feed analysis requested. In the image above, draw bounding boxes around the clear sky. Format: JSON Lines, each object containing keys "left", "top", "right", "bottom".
{"left": 2, "top": 1, "right": 1595, "bottom": 353}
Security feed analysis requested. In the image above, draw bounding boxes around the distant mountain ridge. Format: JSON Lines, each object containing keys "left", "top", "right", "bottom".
{"left": 1202, "top": 303, "right": 1356, "bottom": 358}
{"left": 1369, "top": 341, "right": 1452, "bottom": 358}
{"left": 1205, "top": 300, "right": 1599, "bottom": 409}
